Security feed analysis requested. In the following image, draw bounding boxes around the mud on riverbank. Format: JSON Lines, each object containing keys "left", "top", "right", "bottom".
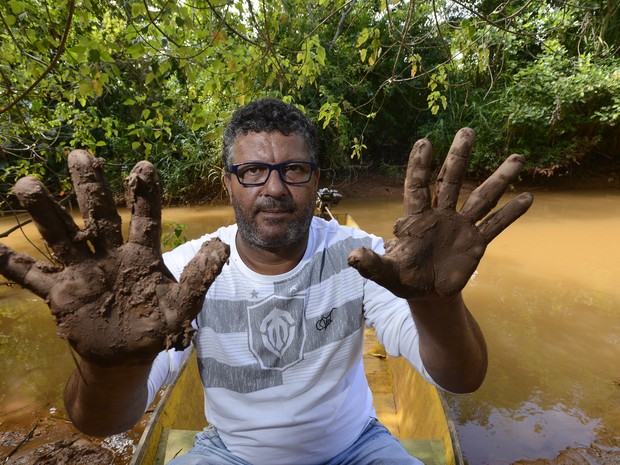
{"left": 0, "top": 411, "right": 142, "bottom": 464}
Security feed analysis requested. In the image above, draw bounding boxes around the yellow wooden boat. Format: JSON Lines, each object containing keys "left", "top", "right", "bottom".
{"left": 130, "top": 209, "right": 464, "bottom": 465}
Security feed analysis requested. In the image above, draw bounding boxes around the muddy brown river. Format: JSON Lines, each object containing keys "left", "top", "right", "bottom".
{"left": 0, "top": 188, "right": 618, "bottom": 464}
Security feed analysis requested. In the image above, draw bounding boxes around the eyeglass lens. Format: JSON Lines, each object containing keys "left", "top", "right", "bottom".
{"left": 235, "top": 162, "right": 314, "bottom": 185}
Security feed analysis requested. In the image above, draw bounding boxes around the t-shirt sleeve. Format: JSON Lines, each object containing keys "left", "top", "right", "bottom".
{"left": 360, "top": 235, "right": 440, "bottom": 388}
{"left": 146, "top": 347, "right": 192, "bottom": 406}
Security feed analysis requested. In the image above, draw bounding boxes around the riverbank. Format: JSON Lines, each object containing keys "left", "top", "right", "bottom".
{"left": 321, "top": 166, "right": 620, "bottom": 205}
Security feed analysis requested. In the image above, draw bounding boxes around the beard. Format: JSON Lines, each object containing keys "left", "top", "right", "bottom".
{"left": 233, "top": 195, "right": 315, "bottom": 250}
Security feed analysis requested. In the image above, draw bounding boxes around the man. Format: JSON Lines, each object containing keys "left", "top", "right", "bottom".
{"left": 0, "top": 98, "right": 533, "bottom": 464}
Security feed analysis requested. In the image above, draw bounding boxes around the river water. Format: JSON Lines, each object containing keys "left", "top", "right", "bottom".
{"left": 0, "top": 188, "right": 618, "bottom": 464}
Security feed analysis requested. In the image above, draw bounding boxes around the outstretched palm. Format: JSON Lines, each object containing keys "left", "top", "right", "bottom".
{"left": 348, "top": 128, "right": 533, "bottom": 299}
{"left": 0, "top": 151, "right": 229, "bottom": 366}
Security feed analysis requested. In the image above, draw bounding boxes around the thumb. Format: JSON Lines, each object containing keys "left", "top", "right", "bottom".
{"left": 347, "top": 247, "right": 400, "bottom": 288}
{"left": 162, "top": 238, "right": 230, "bottom": 349}
{"left": 348, "top": 246, "right": 435, "bottom": 300}
{"left": 174, "top": 238, "right": 230, "bottom": 314}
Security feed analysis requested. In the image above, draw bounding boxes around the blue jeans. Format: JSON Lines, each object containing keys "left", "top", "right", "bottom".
{"left": 166, "top": 418, "right": 423, "bottom": 465}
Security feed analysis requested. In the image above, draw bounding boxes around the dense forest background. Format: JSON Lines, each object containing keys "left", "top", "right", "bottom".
{"left": 1, "top": 0, "right": 619, "bottom": 206}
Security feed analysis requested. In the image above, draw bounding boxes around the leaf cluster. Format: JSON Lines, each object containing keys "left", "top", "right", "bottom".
{"left": 1, "top": 0, "right": 619, "bottom": 209}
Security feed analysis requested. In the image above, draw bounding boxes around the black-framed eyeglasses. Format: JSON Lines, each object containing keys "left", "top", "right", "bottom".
{"left": 227, "top": 161, "right": 318, "bottom": 186}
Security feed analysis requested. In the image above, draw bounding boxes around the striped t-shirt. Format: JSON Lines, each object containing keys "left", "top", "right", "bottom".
{"left": 150, "top": 216, "right": 432, "bottom": 465}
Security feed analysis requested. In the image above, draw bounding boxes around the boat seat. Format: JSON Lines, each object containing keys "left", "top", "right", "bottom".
{"left": 155, "top": 429, "right": 447, "bottom": 465}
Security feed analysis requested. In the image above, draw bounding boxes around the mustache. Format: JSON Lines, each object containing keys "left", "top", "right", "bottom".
{"left": 254, "top": 197, "right": 296, "bottom": 212}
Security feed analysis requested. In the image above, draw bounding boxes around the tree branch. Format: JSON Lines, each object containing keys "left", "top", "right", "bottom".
{"left": 329, "top": 0, "right": 357, "bottom": 52}
{"left": 0, "top": 0, "right": 76, "bottom": 115}
{"left": 204, "top": 0, "right": 260, "bottom": 46}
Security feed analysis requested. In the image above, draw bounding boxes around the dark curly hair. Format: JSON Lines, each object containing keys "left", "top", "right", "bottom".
{"left": 222, "top": 98, "right": 320, "bottom": 170}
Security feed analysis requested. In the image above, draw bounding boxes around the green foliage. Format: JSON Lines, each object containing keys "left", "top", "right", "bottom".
{"left": 162, "top": 221, "right": 188, "bottom": 250}
{"left": 502, "top": 50, "right": 620, "bottom": 175}
{"left": 1, "top": 0, "right": 619, "bottom": 203}
{"left": 420, "top": 0, "right": 620, "bottom": 178}
{"left": 0, "top": 0, "right": 449, "bottom": 197}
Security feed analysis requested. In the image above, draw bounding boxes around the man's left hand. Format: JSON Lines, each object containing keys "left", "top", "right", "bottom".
{"left": 348, "top": 128, "right": 533, "bottom": 299}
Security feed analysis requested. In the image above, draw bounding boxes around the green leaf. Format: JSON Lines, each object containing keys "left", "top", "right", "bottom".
{"left": 88, "top": 48, "right": 101, "bottom": 63}
{"left": 79, "top": 79, "right": 93, "bottom": 97}
{"left": 100, "top": 50, "right": 115, "bottom": 63}
{"left": 26, "top": 29, "right": 37, "bottom": 44}
{"left": 131, "top": 3, "right": 146, "bottom": 16}
{"left": 67, "top": 45, "right": 88, "bottom": 61}
{"left": 357, "top": 28, "right": 370, "bottom": 47}
{"left": 127, "top": 43, "right": 145, "bottom": 59}
{"left": 8, "top": 0, "right": 25, "bottom": 14}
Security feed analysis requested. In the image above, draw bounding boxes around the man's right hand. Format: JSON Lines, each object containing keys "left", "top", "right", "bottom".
{"left": 0, "top": 150, "right": 229, "bottom": 367}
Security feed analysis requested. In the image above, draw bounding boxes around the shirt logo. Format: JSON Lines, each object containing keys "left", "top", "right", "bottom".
{"left": 316, "top": 308, "right": 335, "bottom": 331}
{"left": 248, "top": 296, "right": 306, "bottom": 371}
{"left": 260, "top": 308, "right": 295, "bottom": 357}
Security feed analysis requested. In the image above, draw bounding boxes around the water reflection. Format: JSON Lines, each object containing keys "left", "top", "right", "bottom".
{"left": 455, "top": 400, "right": 601, "bottom": 464}
{"left": 340, "top": 189, "right": 620, "bottom": 463}
{"left": 0, "top": 188, "right": 619, "bottom": 464}
{"left": 0, "top": 286, "right": 72, "bottom": 421}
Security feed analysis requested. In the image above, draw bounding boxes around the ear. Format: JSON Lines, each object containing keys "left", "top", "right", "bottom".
{"left": 223, "top": 174, "right": 232, "bottom": 202}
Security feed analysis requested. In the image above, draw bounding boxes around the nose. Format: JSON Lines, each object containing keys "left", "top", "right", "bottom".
{"left": 262, "top": 166, "right": 289, "bottom": 195}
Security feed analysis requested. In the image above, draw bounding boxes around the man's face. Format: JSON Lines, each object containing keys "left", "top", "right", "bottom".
{"left": 224, "top": 131, "right": 320, "bottom": 250}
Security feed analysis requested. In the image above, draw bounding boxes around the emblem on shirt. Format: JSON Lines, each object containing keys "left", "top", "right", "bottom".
{"left": 316, "top": 308, "right": 335, "bottom": 331}
{"left": 248, "top": 296, "right": 306, "bottom": 371}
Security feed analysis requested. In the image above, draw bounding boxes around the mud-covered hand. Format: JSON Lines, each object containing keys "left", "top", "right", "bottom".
{"left": 348, "top": 128, "right": 533, "bottom": 299}
{"left": 0, "top": 151, "right": 229, "bottom": 366}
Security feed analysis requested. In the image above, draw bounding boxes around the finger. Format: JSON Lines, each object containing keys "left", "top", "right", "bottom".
{"left": 12, "top": 177, "right": 91, "bottom": 264}
{"left": 434, "top": 128, "right": 476, "bottom": 210}
{"left": 478, "top": 193, "right": 534, "bottom": 242}
{"left": 347, "top": 247, "right": 401, "bottom": 289}
{"left": 125, "top": 161, "right": 162, "bottom": 251}
{"left": 403, "top": 138, "right": 433, "bottom": 216}
{"left": 162, "top": 238, "right": 230, "bottom": 349}
{"left": 0, "top": 243, "right": 57, "bottom": 298}
{"left": 460, "top": 154, "right": 526, "bottom": 223}
{"left": 68, "top": 150, "right": 123, "bottom": 252}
